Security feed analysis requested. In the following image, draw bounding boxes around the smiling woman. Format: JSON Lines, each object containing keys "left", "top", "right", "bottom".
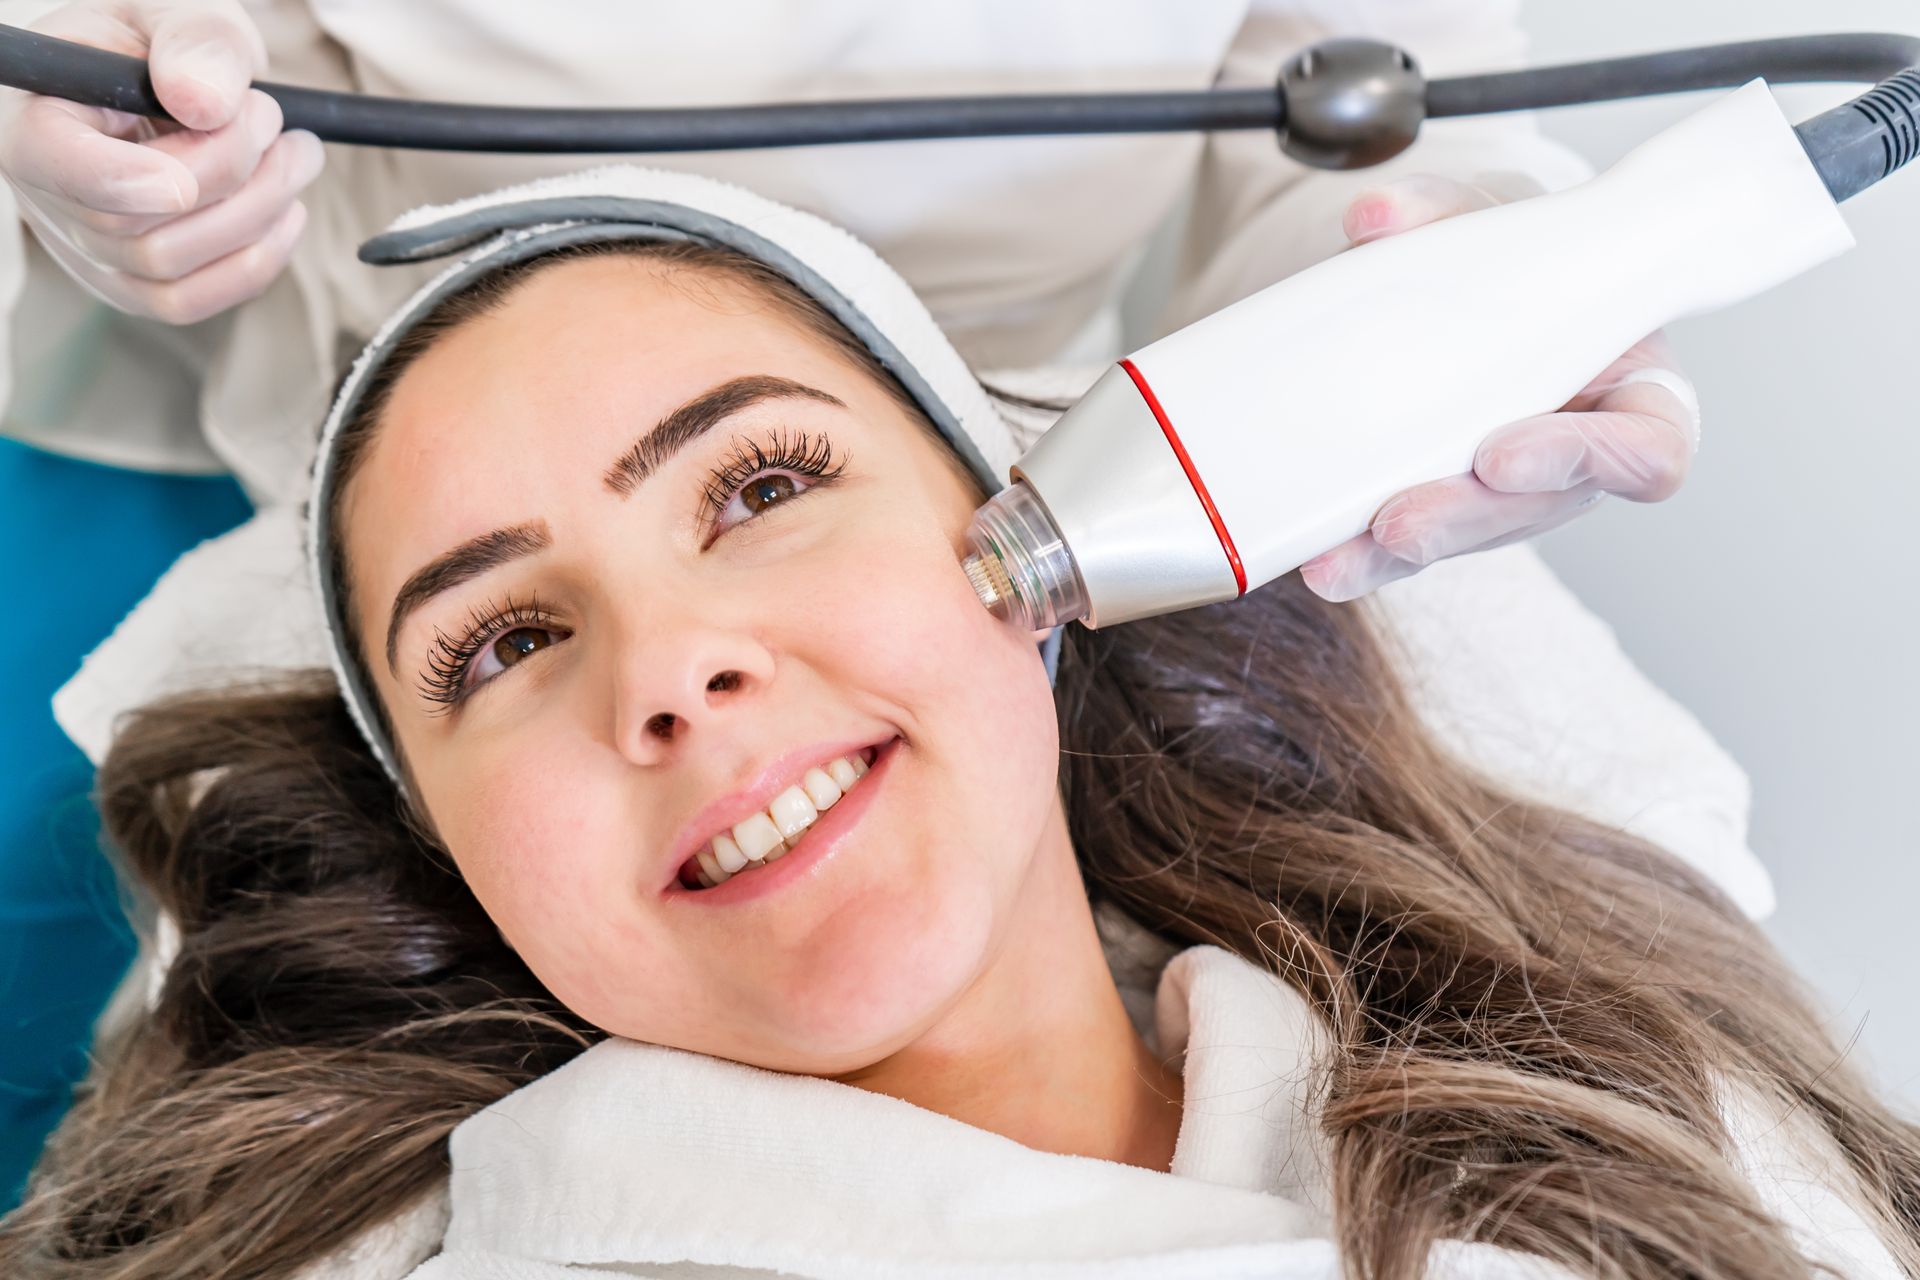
{"left": 5, "top": 177, "right": 1920, "bottom": 1280}
{"left": 316, "top": 237, "right": 1068, "bottom": 1081}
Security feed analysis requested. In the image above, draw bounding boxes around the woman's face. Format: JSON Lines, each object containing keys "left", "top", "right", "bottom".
{"left": 340, "top": 255, "right": 1061, "bottom": 1074}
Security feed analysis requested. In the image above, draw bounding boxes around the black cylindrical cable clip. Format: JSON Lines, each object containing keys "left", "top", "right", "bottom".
{"left": 1275, "top": 38, "right": 1427, "bottom": 170}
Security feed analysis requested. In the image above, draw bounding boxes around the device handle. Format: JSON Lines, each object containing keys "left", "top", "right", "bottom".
{"left": 1129, "top": 80, "right": 1856, "bottom": 593}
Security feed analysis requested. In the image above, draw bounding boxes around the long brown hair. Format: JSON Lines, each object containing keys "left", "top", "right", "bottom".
{"left": 5, "top": 240, "right": 1917, "bottom": 1279}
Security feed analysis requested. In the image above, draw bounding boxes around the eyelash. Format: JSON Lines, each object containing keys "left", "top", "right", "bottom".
{"left": 417, "top": 428, "right": 847, "bottom": 711}
{"left": 419, "top": 593, "right": 563, "bottom": 713}
{"left": 698, "top": 426, "right": 846, "bottom": 537}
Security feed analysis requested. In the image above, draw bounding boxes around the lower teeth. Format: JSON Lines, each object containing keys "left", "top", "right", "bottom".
{"left": 699, "top": 836, "right": 791, "bottom": 889}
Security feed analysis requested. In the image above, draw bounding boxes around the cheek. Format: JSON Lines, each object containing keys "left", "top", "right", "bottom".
{"left": 450, "top": 756, "right": 594, "bottom": 913}
{"left": 792, "top": 493, "right": 1060, "bottom": 821}
{"left": 426, "top": 740, "right": 661, "bottom": 1018}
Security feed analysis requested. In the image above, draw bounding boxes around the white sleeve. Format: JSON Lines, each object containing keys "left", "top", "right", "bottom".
{"left": 0, "top": 0, "right": 219, "bottom": 468}
{"left": 0, "top": 0, "right": 221, "bottom": 468}
{"left": 1162, "top": 0, "right": 1596, "bottom": 332}
{"left": 1, "top": 157, "right": 27, "bottom": 441}
{"left": 1, "top": 214, "right": 232, "bottom": 470}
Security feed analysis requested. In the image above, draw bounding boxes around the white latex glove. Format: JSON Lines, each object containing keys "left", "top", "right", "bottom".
{"left": 0, "top": 0, "right": 323, "bottom": 324}
{"left": 1298, "top": 173, "right": 1704, "bottom": 603}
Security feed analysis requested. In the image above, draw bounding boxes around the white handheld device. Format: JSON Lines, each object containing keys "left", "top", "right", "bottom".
{"left": 961, "top": 80, "right": 1857, "bottom": 630}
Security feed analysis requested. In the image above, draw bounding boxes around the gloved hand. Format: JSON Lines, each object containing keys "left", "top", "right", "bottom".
{"left": 1298, "top": 173, "right": 1704, "bottom": 603}
{"left": 0, "top": 0, "right": 322, "bottom": 325}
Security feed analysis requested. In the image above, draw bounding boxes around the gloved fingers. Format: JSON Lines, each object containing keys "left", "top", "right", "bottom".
{"left": 1473, "top": 372, "right": 1700, "bottom": 503}
{"left": 139, "top": 0, "right": 268, "bottom": 132}
{"left": 1300, "top": 479, "right": 1608, "bottom": 602}
{"left": 1342, "top": 172, "right": 1500, "bottom": 245}
{"left": 130, "top": 88, "right": 286, "bottom": 213}
{"left": 1606, "top": 365, "right": 1702, "bottom": 450}
{"left": 29, "top": 2, "right": 148, "bottom": 58}
{"left": 1369, "top": 472, "right": 1607, "bottom": 566}
{"left": 15, "top": 190, "right": 298, "bottom": 322}
{"left": 93, "top": 198, "right": 306, "bottom": 325}
{"left": 1341, "top": 169, "right": 1548, "bottom": 247}
{"left": 3, "top": 0, "right": 270, "bottom": 219}
{"left": 1456, "top": 168, "right": 1552, "bottom": 205}
{"left": 1471, "top": 490, "right": 1608, "bottom": 553}
{"left": 67, "top": 127, "right": 322, "bottom": 281}
{"left": 0, "top": 94, "right": 195, "bottom": 217}
{"left": 1298, "top": 530, "right": 1424, "bottom": 602}
{"left": 7, "top": 89, "right": 287, "bottom": 245}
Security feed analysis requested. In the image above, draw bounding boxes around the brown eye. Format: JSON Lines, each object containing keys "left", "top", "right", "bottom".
{"left": 492, "top": 627, "right": 556, "bottom": 669}
{"left": 741, "top": 473, "right": 798, "bottom": 514}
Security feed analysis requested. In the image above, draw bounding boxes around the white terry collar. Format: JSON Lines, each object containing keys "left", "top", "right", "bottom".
{"left": 427, "top": 941, "right": 1335, "bottom": 1278}
{"left": 321, "top": 928, "right": 1569, "bottom": 1280}
{"left": 420, "top": 937, "right": 1571, "bottom": 1278}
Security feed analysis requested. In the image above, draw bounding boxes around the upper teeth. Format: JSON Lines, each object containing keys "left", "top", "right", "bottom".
{"left": 690, "top": 750, "right": 870, "bottom": 888}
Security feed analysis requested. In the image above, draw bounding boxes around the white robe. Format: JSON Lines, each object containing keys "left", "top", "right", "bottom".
{"left": 297, "top": 904, "right": 1902, "bottom": 1279}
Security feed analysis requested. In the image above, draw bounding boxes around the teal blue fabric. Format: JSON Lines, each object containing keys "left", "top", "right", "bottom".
{"left": 0, "top": 439, "right": 251, "bottom": 1211}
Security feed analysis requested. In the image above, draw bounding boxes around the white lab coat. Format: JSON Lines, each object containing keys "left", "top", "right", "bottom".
{"left": 289, "top": 901, "right": 1903, "bottom": 1280}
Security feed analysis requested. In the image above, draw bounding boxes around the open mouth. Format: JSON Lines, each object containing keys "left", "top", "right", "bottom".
{"left": 676, "top": 740, "right": 889, "bottom": 891}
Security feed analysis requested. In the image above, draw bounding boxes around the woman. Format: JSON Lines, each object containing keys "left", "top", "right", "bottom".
{"left": 2, "top": 170, "right": 1893, "bottom": 1280}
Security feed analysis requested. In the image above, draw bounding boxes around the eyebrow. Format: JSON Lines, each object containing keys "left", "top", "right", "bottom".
{"left": 602, "top": 374, "right": 844, "bottom": 497}
{"left": 383, "top": 374, "right": 845, "bottom": 674}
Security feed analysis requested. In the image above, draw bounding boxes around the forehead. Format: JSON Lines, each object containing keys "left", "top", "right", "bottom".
{"left": 338, "top": 256, "right": 887, "bottom": 625}
{"left": 386, "top": 255, "right": 839, "bottom": 431}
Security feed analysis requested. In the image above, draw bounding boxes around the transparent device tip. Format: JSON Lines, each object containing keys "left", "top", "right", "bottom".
{"left": 961, "top": 480, "right": 1088, "bottom": 631}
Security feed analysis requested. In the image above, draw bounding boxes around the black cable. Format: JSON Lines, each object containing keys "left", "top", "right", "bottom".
{"left": 0, "top": 23, "right": 1282, "bottom": 150}
{"left": 262, "top": 84, "right": 1286, "bottom": 151}
{"left": 1427, "top": 33, "right": 1920, "bottom": 115}
{"left": 1, "top": 20, "right": 1917, "bottom": 199}
{"left": 1417, "top": 32, "right": 1920, "bottom": 202}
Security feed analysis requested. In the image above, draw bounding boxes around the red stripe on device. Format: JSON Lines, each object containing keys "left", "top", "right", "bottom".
{"left": 1117, "top": 358, "right": 1247, "bottom": 596}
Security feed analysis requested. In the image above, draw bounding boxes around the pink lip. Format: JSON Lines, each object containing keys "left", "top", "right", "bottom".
{"left": 657, "top": 734, "right": 898, "bottom": 893}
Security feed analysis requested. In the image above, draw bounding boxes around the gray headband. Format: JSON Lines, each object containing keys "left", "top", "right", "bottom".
{"left": 307, "top": 167, "right": 1061, "bottom": 783}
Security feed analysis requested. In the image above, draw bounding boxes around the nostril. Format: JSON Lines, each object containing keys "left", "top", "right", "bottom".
{"left": 646, "top": 712, "right": 677, "bottom": 739}
{"left": 707, "top": 670, "right": 742, "bottom": 694}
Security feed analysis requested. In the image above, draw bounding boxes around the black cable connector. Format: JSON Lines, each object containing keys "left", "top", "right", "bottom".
{"left": 1796, "top": 68, "right": 1920, "bottom": 201}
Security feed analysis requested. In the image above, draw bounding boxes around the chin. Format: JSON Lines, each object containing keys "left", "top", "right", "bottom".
{"left": 738, "top": 867, "right": 1001, "bottom": 1074}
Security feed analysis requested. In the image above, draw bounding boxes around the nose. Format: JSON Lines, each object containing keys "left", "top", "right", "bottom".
{"left": 609, "top": 621, "right": 776, "bottom": 764}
